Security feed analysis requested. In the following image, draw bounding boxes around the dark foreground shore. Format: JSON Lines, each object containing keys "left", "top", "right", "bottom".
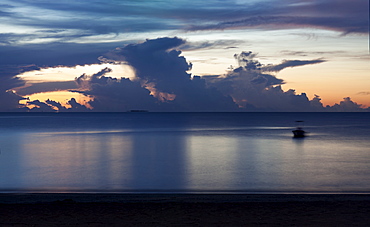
{"left": 1, "top": 194, "right": 370, "bottom": 226}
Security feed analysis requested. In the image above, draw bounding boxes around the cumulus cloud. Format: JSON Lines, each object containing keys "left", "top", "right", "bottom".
{"left": 2, "top": 36, "right": 368, "bottom": 112}
{"left": 26, "top": 98, "right": 90, "bottom": 112}
{"left": 73, "top": 68, "right": 159, "bottom": 112}
{"left": 71, "top": 38, "right": 365, "bottom": 112}
{"left": 73, "top": 38, "right": 238, "bottom": 112}
{"left": 326, "top": 97, "right": 367, "bottom": 112}
{"left": 0, "top": 42, "right": 114, "bottom": 111}
{"left": 205, "top": 52, "right": 326, "bottom": 111}
{"left": 27, "top": 100, "right": 56, "bottom": 112}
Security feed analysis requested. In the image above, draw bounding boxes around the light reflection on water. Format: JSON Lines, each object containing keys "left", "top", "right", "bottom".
{"left": 0, "top": 112, "right": 370, "bottom": 193}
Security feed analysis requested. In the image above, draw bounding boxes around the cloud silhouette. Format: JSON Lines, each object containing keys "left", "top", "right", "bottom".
{"left": 6, "top": 37, "right": 368, "bottom": 112}
{"left": 0, "top": 65, "right": 29, "bottom": 111}
{"left": 27, "top": 100, "right": 56, "bottom": 112}
{"left": 73, "top": 38, "right": 238, "bottom": 112}
{"left": 73, "top": 70, "right": 159, "bottom": 112}
{"left": 326, "top": 97, "right": 367, "bottom": 112}
{"left": 263, "top": 59, "right": 326, "bottom": 72}
{"left": 205, "top": 52, "right": 326, "bottom": 111}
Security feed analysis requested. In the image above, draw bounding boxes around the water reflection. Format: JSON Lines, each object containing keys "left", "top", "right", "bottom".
{"left": 128, "top": 132, "right": 188, "bottom": 190}
{"left": 1, "top": 112, "right": 370, "bottom": 193}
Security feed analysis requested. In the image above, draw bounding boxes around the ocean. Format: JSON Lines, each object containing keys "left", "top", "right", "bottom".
{"left": 0, "top": 112, "right": 369, "bottom": 193}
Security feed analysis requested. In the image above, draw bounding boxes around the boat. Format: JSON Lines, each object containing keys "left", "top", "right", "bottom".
{"left": 292, "top": 121, "right": 306, "bottom": 138}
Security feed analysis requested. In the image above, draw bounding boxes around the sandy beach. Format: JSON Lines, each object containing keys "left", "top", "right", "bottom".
{"left": 1, "top": 194, "right": 370, "bottom": 226}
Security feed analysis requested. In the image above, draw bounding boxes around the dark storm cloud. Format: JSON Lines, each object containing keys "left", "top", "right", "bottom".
{"left": 105, "top": 37, "right": 191, "bottom": 94}
{"left": 72, "top": 68, "right": 160, "bottom": 112}
{"left": 74, "top": 38, "right": 239, "bottom": 112}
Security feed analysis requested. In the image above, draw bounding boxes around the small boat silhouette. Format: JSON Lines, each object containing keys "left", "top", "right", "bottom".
{"left": 292, "top": 121, "right": 306, "bottom": 138}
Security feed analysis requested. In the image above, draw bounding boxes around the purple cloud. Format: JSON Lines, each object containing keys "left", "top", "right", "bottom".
{"left": 5, "top": 37, "right": 369, "bottom": 112}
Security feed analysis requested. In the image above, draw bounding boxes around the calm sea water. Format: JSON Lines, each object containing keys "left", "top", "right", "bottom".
{"left": 0, "top": 112, "right": 369, "bottom": 193}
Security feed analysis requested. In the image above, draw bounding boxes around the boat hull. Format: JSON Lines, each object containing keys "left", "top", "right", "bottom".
{"left": 292, "top": 129, "right": 305, "bottom": 138}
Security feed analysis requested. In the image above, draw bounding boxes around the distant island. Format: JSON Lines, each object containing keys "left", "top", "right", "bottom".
{"left": 128, "top": 110, "right": 149, "bottom": 112}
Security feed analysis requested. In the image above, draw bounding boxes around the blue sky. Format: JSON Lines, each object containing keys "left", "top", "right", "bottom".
{"left": 0, "top": 0, "right": 369, "bottom": 111}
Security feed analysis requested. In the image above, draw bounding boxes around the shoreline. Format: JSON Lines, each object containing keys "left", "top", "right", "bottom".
{"left": 1, "top": 194, "right": 370, "bottom": 226}
{"left": 2, "top": 193, "right": 370, "bottom": 204}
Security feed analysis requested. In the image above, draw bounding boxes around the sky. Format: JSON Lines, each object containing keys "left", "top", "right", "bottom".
{"left": 0, "top": 0, "right": 369, "bottom": 112}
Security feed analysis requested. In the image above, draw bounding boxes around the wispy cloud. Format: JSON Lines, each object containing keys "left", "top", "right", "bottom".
{"left": 1, "top": 0, "right": 366, "bottom": 46}
{"left": 262, "top": 59, "right": 326, "bottom": 72}
{"left": 184, "top": 0, "right": 368, "bottom": 35}
{"left": 358, "top": 92, "right": 370, "bottom": 96}
{"left": 15, "top": 81, "right": 78, "bottom": 96}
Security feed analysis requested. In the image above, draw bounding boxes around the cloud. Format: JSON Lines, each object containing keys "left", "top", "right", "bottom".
{"left": 0, "top": 65, "right": 29, "bottom": 111}
{"left": 105, "top": 37, "right": 190, "bottom": 94}
{"left": 187, "top": 15, "right": 368, "bottom": 34}
{"left": 66, "top": 98, "right": 91, "bottom": 112}
{"left": 0, "top": 43, "right": 116, "bottom": 67}
{"left": 0, "top": 42, "right": 121, "bottom": 111}
{"left": 26, "top": 98, "right": 91, "bottom": 112}
{"left": 326, "top": 97, "right": 367, "bottom": 112}
{"left": 80, "top": 40, "right": 334, "bottom": 112}
{"left": 262, "top": 59, "right": 326, "bottom": 72}
{"left": 0, "top": 0, "right": 366, "bottom": 49}
{"left": 205, "top": 52, "right": 326, "bottom": 111}
{"left": 2, "top": 36, "right": 368, "bottom": 112}
{"left": 15, "top": 81, "right": 78, "bottom": 96}
{"left": 72, "top": 67, "right": 160, "bottom": 112}
{"left": 73, "top": 38, "right": 239, "bottom": 112}
{"left": 184, "top": 0, "right": 368, "bottom": 35}
{"left": 357, "top": 92, "right": 370, "bottom": 96}
{"left": 45, "top": 99, "right": 67, "bottom": 111}
{"left": 280, "top": 50, "right": 346, "bottom": 57}
{"left": 27, "top": 100, "right": 56, "bottom": 112}
{"left": 180, "top": 40, "right": 244, "bottom": 51}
